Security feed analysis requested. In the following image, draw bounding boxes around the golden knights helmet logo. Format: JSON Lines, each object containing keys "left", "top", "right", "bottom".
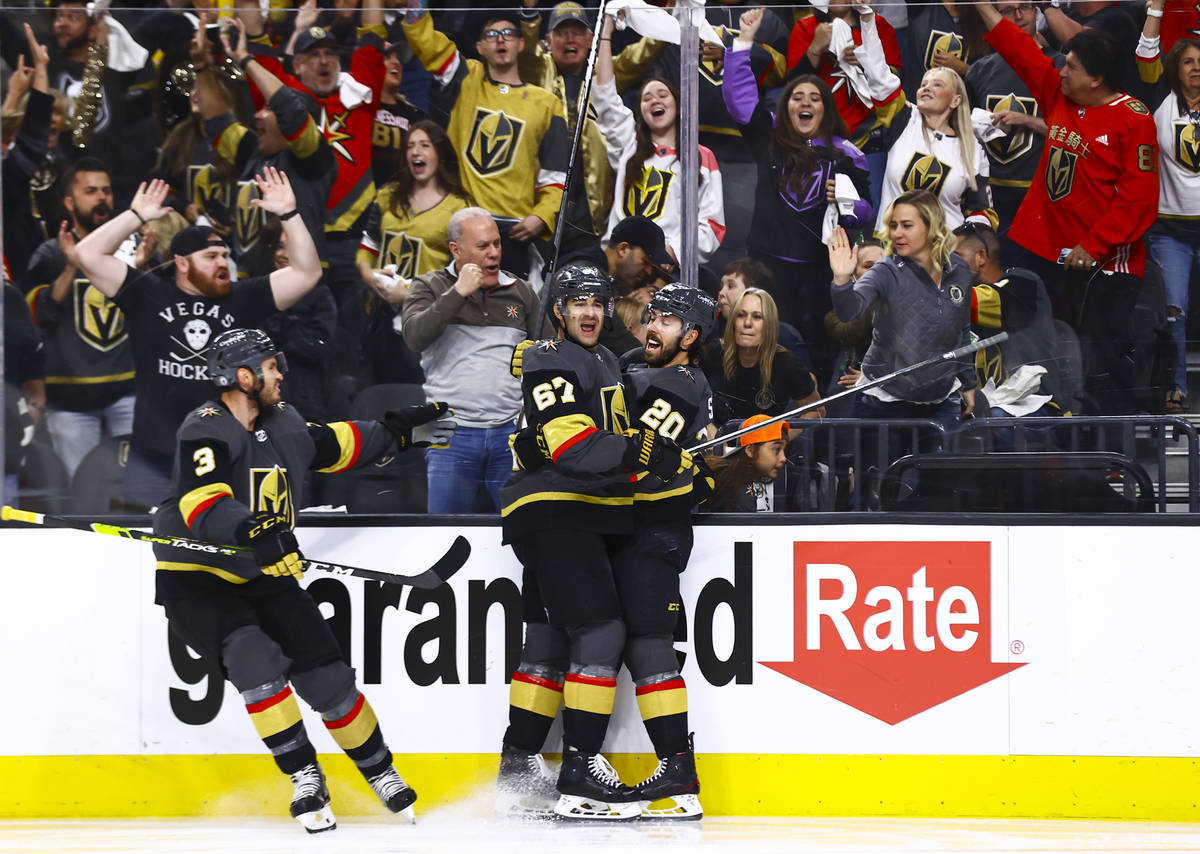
{"left": 74, "top": 279, "right": 127, "bottom": 351}
{"left": 236, "top": 179, "right": 264, "bottom": 252}
{"left": 975, "top": 342, "right": 1005, "bottom": 386}
{"left": 381, "top": 230, "right": 424, "bottom": 280}
{"left": 1045, "top": 146, "right": 1078, "bottom": 202}
{"left": 1174, "top": 120, "right": 1200, "bottom": 174}
{"left": 985, "top": 93, "right": 1038, "bottom": 164}
{"left": 900, "top": 152, "right": 951, "bottom": 196}
{"left": 250, "top": 465, "right": 295, "bottom": 527}
{"left": 466, "top": 108, "right": 525, "bottom": 177}
{"left": 923, "top": 30, "right": 964, "bottom": 70}
{"left": 623, "top": 166, "right": 674, "bottom": 220}
{"left": 187, "top": 164, "right": 232, "bottom": 221}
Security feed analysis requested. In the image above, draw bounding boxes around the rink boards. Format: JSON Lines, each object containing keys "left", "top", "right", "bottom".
{"left": 2, "top": 521, "right": 1199, "bottom": 820}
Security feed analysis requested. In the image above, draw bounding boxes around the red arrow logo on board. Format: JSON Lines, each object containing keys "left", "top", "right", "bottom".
{"left": 759, "top": 541, "right": 1026, "bottom": 725}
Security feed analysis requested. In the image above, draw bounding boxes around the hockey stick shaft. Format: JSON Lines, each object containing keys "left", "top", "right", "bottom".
{"left": 0, "top": 505, "right": 470, "bottom": 588}
{"left": 687, "top": 331, "right": 1009, "bottom": 454}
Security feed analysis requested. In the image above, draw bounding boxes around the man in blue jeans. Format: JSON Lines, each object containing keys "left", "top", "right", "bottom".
{"left": 401, "top": 207, "right": 552, "bottom": 512}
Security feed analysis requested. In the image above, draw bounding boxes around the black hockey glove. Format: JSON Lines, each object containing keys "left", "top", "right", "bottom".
{"left": 623, "top": 428, "right": 693, "bottom": 482}
{"left": 509, "top": 423, "right": 550, "bottom": 471}
{"left": 235, "top": 512, "right": 304, "bottom": 580}
{"left": 382, "top": 402, "right": 453, "bottom": 451}
{"left": 691, "top": 454, "right": 717, "bottom": 508}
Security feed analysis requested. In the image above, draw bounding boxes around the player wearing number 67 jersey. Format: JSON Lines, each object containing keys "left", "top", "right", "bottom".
{"left": 614, "top": 284, "right": 717, "bottom": 820}
{"left": 498, "top": 264, "right": 693, "bottom": 821}
{"left": 151, "top": 328, "right": 453, "bottom": 833}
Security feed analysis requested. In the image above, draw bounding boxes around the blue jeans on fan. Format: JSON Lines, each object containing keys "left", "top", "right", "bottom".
{"left": 425, "top": 421, "right": 516, "bottom": 513}
{"left": 1146, "top": 230, "right": 1200, "bottom": 394}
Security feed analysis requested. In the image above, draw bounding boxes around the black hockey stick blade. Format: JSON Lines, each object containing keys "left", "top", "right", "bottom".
{"left": 0, "top": 505, "right": 470, "bottom": 588}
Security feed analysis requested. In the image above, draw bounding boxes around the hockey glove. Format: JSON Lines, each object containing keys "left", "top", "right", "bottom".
{"left": 691, "top": 454, "right": 718, "bottom": 507}
{"left": 509, "top": 423, "right": 550, "bottom": 471}
{"left": 510, "top": 339, "right": 535, "bottom": 379}
{"left": 235, "top": 512, "right": 304, "bottom": 580}
{"left": 623, "top": 428, "right": 693, "bottom": 482}
{"left": 382, "top": 402, "right": 452, "bottom": 451}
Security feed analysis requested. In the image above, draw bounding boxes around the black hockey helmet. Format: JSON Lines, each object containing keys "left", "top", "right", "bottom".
{"left": 207, "top": 328, "right": 288, "bottom": 388}
{"left": 644, "top": 283, "right": 719, "bottom": 341}
{"left": 552, "top": 263, "right": 615, "bottom": 317}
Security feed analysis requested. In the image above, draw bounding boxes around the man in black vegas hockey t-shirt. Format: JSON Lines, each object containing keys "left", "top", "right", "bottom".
{"left": 73, "top": 167, "right": 322, "bottom": 508}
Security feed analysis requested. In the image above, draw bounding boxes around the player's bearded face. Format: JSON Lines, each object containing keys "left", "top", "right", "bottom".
{"left": 559, "top": 297, "right": 605, "bottom": 349}
{"left": 252, "top": 356, "right": 284, "bottom": 407}
{"left": 643, "top": 310, "right": 685, "bottom": 367}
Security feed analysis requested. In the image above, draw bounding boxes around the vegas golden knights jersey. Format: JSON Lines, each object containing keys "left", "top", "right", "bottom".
{"left": 500, "top": 338, "right": 634, "bottom": 540}
{"left": 356, "top": 187, "right": 469, "bottom": 281}
{"left": 152, "top": 400, "right": 396, "bottom": 585}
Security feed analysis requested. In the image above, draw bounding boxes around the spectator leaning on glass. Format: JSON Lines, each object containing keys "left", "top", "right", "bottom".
{"left": 71, "top": 169, "right": 322, "bottom": 509}
{"left": 977, "top": 0, "right": 1159, "bottom": 415}
{"left": 828, "top": 189, "right": 976, "bottom": 438}
{"left": 399, "top": 207, "right": 552, "bottom": 514}
{"left": 1137, "top": 0, "right": 1200, "bottom": 414}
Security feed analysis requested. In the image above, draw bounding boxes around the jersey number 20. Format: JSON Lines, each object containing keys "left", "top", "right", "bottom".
{"left": 639, "top": 398, "right": 685, "bottom": 440}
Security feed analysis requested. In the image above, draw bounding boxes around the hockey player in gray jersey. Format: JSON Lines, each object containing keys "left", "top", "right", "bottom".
{"left": 497, "top": 264, "right": 693, "bottom": 820}
{"left": 152, "top": 328, "right": 451, "bottom": 832}
{"left": 614, "top": 284, "right": 717, "bottom": 820}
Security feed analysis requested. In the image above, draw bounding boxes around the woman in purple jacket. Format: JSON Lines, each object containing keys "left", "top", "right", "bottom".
{"left": 724, "top": 8, "right": 873, "bottom": 385}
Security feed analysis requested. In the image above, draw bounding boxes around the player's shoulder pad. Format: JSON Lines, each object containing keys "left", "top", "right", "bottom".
{"left": 522, "top": 337, "right": 570, "bottom": 370}
{"left": 618, "top": 346, "right": 647, "bottom": 370}
{"left": 1125, "top": 98, "right": 1150, "bottom": 115}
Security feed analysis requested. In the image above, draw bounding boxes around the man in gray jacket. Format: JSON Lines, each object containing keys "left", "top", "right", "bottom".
{"left": 401, "top": 207, "right": 551, "bottom": 513}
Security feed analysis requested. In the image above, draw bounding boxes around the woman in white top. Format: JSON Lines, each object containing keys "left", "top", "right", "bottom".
{"left": 875, "top": 67, "right": 995, "bottom": 233}
{"left": 592, "top": 12, "right": 725, "bottom": 263}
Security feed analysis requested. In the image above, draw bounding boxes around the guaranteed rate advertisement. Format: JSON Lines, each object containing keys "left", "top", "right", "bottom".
{"left": 3, "top": 524, "right": 1200, "bottom": 760}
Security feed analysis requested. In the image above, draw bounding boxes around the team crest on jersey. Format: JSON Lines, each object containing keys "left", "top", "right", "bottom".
{"left": 975, "top": 342, "right": 1004, "bottom": 386}
{"left": 923, "top": 30, "right": 964, "bottom": 70}
{"left": 624, "top": 167, "right": 674, "bottom": 220}
{"left": 1045, "top": 147, "right": 1078, "bottom": 201}
{"left": 187, "top": 164, "right": 232, "bottom": 220}
{"left": 74, "top": 279, "right": 127, "bottom": 351}
{"left": 250, "top": 464, "right": 295, "bottom": 527}
{"left": 236, "top": 179, "right": 264, "bottom": 251}
{"left": 506, "top": 304, "right": 521, "bottom": 320}
{"left": 1126, "top": 99, "right": 1150, "bottom": 115}
{"left": 985, "top": 94, "right": 1038, "bottom": 164}
{"left": 900, "top": 152, "right": 951, "bottom": 196}
{"left": 321, "top": 107, "right": 355, "bottom": 163}
{"left": 199, "top": 406, "right": 221, "bottom": 418}
{"left": 600, "top": 384, "right": 631, "bottom": 433}
{"left": 949, "top": 285, "right": 965, "bottom": 305}
{"left": 381, "top": 230, "right": 423, "bottom": 279}
{"left": 538, "top": 339, "right": 560, "bottom": 351}
{"left": 466, "top": 108, "right": 525, "bottom": 176}
{"left": 1174, "top": 121, "right": 1200, "bottom": 174}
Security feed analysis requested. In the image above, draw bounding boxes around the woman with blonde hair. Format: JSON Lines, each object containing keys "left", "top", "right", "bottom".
{"left": 701, "top": 287, "right": 821, "bottom": 426}
{"left": 828, "top": 189, "right": 975, "bottom": 494}
{"left": 875, "top": 67, "right": 995, "bottom": 233}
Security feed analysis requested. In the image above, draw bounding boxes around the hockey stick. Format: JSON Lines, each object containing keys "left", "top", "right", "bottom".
{"left": 0, "top": 505, "right": 470, "bottom": 589}
{"left": 687, "top": 331, "right": 1010, "bottom": 454}
{"left": 539, "top": 0, "right": 609, "bottom": 324}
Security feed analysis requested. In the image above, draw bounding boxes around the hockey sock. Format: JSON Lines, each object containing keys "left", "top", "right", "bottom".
{"left": 323, "top": 691, "right": 392, "bottom": 779}
{"left": 635, "top": 672, "right": 690, "bottom": 757}
{"left": 562, "top": 665, "right": 618, "bottom": 754}
{"left": 243, "top": 680, "right": 316, "bottom": 775}
{"left": 505, "top": 664, "right": 564, "bottom": 753}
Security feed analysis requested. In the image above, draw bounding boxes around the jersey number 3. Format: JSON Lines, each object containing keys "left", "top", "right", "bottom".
{"left": 193, "top": 446, "right": 216, "bottom": 477}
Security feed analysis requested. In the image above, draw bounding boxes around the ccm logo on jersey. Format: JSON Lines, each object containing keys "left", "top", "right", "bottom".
{"left": 760, "top": 541, "right": 1026, "bottom": 724}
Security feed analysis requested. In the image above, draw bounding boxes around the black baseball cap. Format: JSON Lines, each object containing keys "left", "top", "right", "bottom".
{"left": 171, "top": 225, "right": 227, "bottom": 258}
{"left": 294, "top": 26, "right": 338, "bottom": 55}
{"left": 548, "top": 2, "right": 592, "bottom": 31}
{"left": 610, "top": 216, "right": 674, "bottom": 272}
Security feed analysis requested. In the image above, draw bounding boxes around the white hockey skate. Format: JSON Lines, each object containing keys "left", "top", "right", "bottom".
{"left": 289, "top": 763, "right": 336, "bottom": 833}
{"left": 633, "top": 750, "right": 703, "bottom": 821}
{"left": 494, "top": 747, "right": 560, "bottom": 818}
{"left": 553, "top": 749, "right": 644, "bottom": 821}
{"left": 367, "top": 766, "right": 417, "bottom": 823}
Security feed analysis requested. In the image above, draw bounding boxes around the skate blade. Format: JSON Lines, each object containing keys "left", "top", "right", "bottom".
{"left": 553, "top": 794, "right": 642, "bottom": 821}
{"left": 494, "top": 791, "right": 560, "bottom": 820}
{"left": 296, "top": 805, "right": 337, "bottom": 833}
{"left": 640, "top": 794, "right": 703, "bottom": 821}
{"left": 399, "top": 805, "right": 416, "bottom": 824}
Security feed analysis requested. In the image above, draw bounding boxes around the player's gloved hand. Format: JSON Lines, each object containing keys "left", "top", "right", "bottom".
{"left": 623, "top": 428, "right": 693, "bottom": 481}
{"left": 690, "top": 453, "right": 717, "bottom": 507}
{"left": 510, "top": 339, "right": 535, "bottom": 379}
{"left": 509, "top": 423, "right": 549, "bottom": 471}
{"left": 382, "top": 402, "right": 452, "bottom": 451}
{"left": 235, "top": 512, "right": 304, "bottom": 580}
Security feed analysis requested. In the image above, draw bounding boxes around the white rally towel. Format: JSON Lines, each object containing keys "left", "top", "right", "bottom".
{"left": 607, "top": 0, "right": 724, "bottom": 47}
{"left": 338, "top": 72, "right": 374, "bottom": 110}
{"left": 87, "top": 0, "right": 149, "bottom": 72}
{"left": 980, "top": 363, "right": 1051, "bottom": 416}
{"left": 829, "top": 17, "right": 874, "bottom": 106}
{"left": 822, "top": 172, "right": 863, "bottom": 244}
{"left": 972, "top": 107, "right": 1008, "bottom": 144}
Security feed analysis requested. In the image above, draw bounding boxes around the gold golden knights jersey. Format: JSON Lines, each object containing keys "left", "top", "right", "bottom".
{"left": 500, "top": 338, "right": 634, "bottom": 540}
{"left": 152, "top": 399, "right": 397, "bottom": 585}
{"left": 356, "top": 187, "right": 469, "bottom": 280}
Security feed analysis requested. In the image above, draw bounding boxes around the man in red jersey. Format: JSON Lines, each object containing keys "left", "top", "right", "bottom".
{"left": 977, "top": 3, "right": 1159, "bottom": 415}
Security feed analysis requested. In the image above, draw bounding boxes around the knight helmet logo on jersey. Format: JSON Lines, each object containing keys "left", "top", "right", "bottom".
{"left": 1174, "top": 121, "right": 1200, "bottom": 174}
{"left": 1045, "top": 147, "right": 1078, "bottom": 202}
{"left": 251, "top": 465, "right": 295, "bottom": 528}
{"left": 985, "top": 94, "right": 1038, "bottom": 164}
{"left": 900, "top": 152, "right": 951, "bottom": 197}
{"left": 625, "top": 167, "right": 674, "bottom": 221}
{"left": 466, "top": 108, "right": 525, "bottom": 177}
{"left": 759, "top": 540, "right": 1026, "bottom": 724}
{"left": 382, "top": 230, "right": 424, "bottom": 280}
{"left": 923, "top": 30, "right": 964, "bottom": 70}
{"left": 75, "top": 279, "right": 128, "bottom": 352}
{"left": 236, "top": 179, "right": 264, "bottom": 252}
